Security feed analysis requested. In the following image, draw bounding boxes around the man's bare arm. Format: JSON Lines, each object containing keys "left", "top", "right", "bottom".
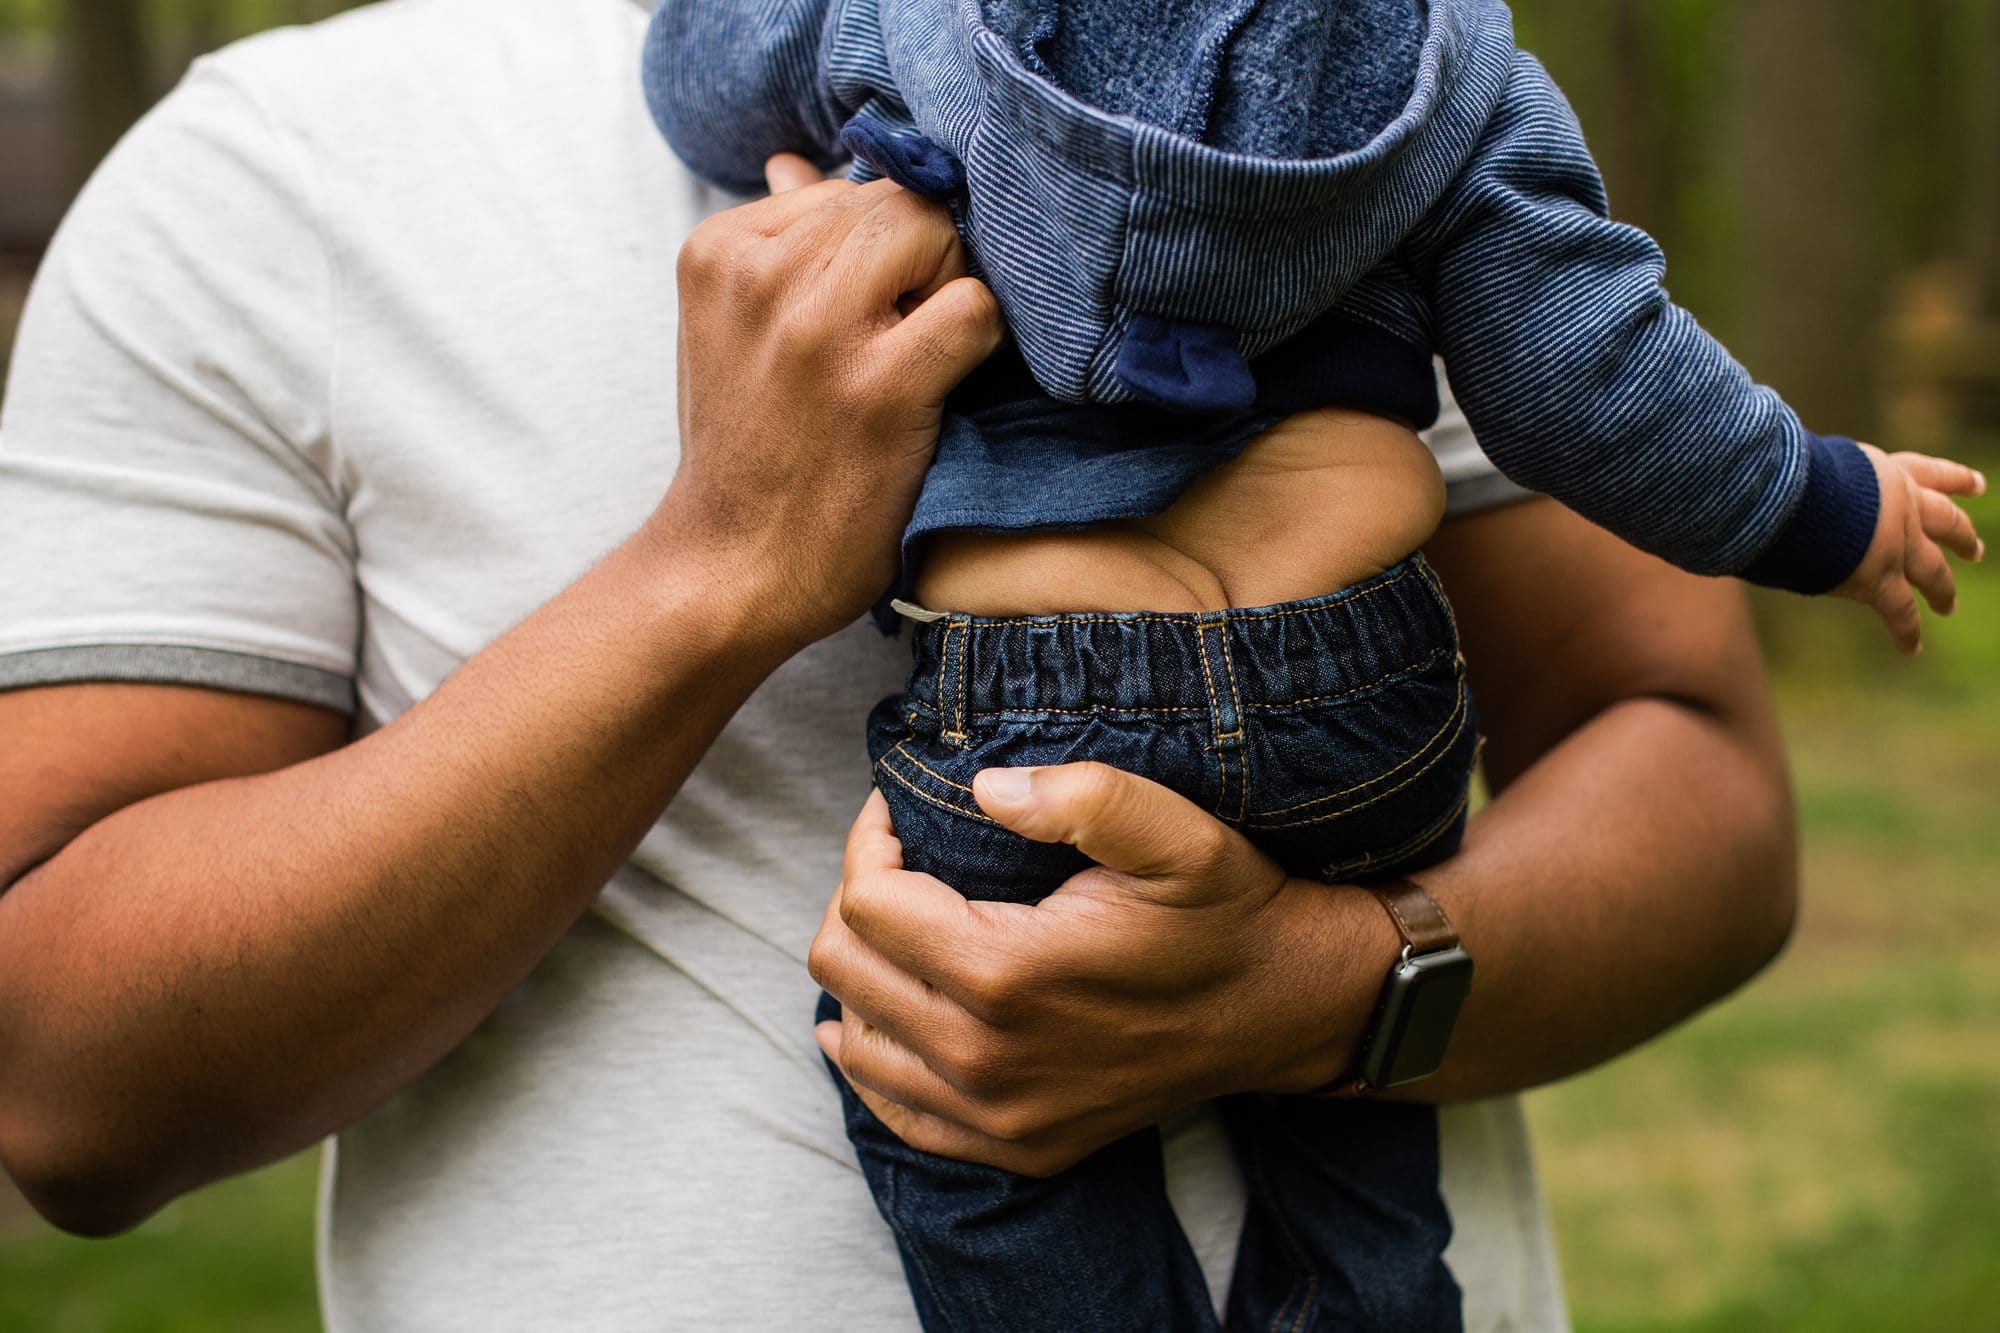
{"left": 1384, "top": 495, "right": 1797, "bottom": 1097}
{"left": 0, "top": 175, "right": 1001, "bottom": 1236}
{"left": 810, "top": 497, "right": 1799, "bottom": 1173}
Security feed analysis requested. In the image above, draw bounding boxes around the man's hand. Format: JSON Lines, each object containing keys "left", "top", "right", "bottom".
{"left": 808, "top": 766, "right": 1396, "bottom": 1177}
{"left": 1839, "top": 444, "right": 1985, "bottom": 653}
{"left": 660, "top": 157, "right": 1003, "bottom": 646}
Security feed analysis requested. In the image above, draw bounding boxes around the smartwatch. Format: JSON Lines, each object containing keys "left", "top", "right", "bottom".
{"left": 1322, "top": 878, "right": 1474, "bottom": 1095}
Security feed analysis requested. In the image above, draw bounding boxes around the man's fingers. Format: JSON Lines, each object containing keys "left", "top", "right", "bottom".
{"left": 763, "top": 152, "right": 826, "bottom": 194}
{"left": 838, "top": 863, "right": 1039, "bottom": 1011}
{"left": 1891, "top": 452, "right": 1987, "bottom": 498}
{"left": 823, "top": 185, "right": 969, "bottom": 318}
{"left": 971, "top": 762, "right": 1245, "bottom": 887}
{"left": 1916, "top": 486, "right": 1984, "bottom": 563}
{"left": 816, "top": 1024, "right": 1021, "bottom": 1163}
{"left": 887, "top": 276, "right": 1005, "bottom": 389}
{"left": 820, "top": 1014, "right": 978, "bottom": 1119}
{"left": 843, "top": 788, "right": 904, "bottom": 882}
{"left": 727, "top": 176, "right": 862, "bottom": 239}
{"left": 1905, "top": 534, "right": 1958, "bottom": 615}
{"left": 1872, "top": 576, "right": 1923, "bottom": 654}
{"left": 808, "top": 906, "right": 963, "bottom": 1053}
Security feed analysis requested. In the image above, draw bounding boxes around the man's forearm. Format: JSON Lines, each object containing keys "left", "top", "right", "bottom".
{"left": 0, "top": 520, "right": 800, "bottom": 1232}
{"left": 1388, "top": 692, "right": 1794, "bottom": 1099}
{"left": 1351, "top": 498, "right": 1797, "bottom": 1100}
{"left": 1241, "top": 683, "right": 1794, "bottom": 1102}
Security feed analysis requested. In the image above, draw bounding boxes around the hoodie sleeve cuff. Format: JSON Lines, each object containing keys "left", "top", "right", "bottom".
{"left": 1739, "top": 435, "right": 1880, "bottom": 595}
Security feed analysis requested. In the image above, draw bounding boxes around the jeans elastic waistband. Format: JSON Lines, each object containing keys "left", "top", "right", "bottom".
{"left": 899, "top": 556, "right": 1457, "bottom": 724}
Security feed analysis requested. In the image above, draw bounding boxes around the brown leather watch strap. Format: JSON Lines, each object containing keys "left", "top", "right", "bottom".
{"left": 1308, "top": 878, "right": 1460, "bottom": 1098}
{"left": 1369, "top": 877, "right": 1459, "bottom": 955}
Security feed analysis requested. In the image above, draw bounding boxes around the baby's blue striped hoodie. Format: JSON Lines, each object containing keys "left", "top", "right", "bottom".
{"left": 644, "top": 0, "right": 1877, "bottom": 596}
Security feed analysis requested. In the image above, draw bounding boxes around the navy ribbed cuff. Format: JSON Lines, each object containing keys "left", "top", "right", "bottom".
{"left": 1740, "top": 435, "right": 1879, "bottom": 595}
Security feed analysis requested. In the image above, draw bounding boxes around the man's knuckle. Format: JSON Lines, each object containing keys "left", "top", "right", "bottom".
{"left": 837, "top": 873, "right": 876, "bottom": 926}
{"left": 769, "top": 299, "right": 816, "bottom": 348}
{"left": 1188, "top": 817, "right": 1235, "bottom": 873}
{"left": 983, "top": 1103, "right": 1040, "bottom": 1145}
{"left": 677, "top": 223, "right": 733, "bottom": 285}
{"left": 805, "top": 934, "right": 837, "bottom": 988}
{"left": 964, "top": 960, "right": 1020, "bottom": 1018}
{"left": 943, "top": 1035, "right": 1005, "bottom": 1094}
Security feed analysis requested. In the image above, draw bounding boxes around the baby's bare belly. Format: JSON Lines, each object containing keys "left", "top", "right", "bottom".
{"left": 913, "top": 409, "right": 1446, "bottom": 614}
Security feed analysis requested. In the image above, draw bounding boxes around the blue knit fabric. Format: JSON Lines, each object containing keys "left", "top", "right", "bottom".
{"left": 642, "top": 0, "right": 1877, "bottom": 593}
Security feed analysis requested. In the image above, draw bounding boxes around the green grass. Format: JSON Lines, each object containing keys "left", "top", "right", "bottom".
{"left": 1531, "top": 457, "right": 2000, "bottom": 1332}
{"left": 0, "top": 1154, "right": 319, "bottom": 1332}
{"left": 1, "top": 462, "right": 1996, "bottom": 1330}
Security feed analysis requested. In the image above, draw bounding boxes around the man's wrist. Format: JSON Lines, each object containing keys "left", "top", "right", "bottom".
{"left": 1246, "top": 874, "right": 1407, "bottom": 1096}
{"left": 630, "top": 494, "right": 834, "bottom": 666}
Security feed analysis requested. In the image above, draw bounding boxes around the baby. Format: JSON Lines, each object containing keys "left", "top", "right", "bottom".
{"left": 644, "top": 1, "right": 1984, "bottom": 1329}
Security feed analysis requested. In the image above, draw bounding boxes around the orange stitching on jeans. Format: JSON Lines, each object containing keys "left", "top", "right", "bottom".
{"left": 1250, "top": 697, "right": 1472, "bottom": 831}
{"left": 1322, "top": 786, "right": 1470, "bottom": 880}
{"left": 1213, "top": 621, "right": 1249, "bottom": 823}
{"left": 971, "top": 704, "right": 1208, "bottom": 718}
{"left": 1194, "top": 622, "right": 1229, "bottom": 816}
{"left": 889, "top": 740, "right": 977, "bottom": 793}
{"left": 876, "top": 752, "right": 999, "bottom": 826}
{"left": 952, "top": 621, "right": 970, "bottom": 738}
{"left": 1238, "top": 643, "right": 1452, "bottom": 713}
{"left": 1246, "top": 685, "right": 1468, "bottom": 820}
{"left": 931, "top": 623, "right": 952, "bottom": 733}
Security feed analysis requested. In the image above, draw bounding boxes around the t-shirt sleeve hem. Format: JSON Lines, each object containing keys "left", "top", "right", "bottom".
{"left": 0, "top": 645, "right": 355, "bottom": 714}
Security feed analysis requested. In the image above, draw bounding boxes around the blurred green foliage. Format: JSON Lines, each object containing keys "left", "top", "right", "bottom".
{"left": 0, "top": 1157, "right": 318, "bottom": 1333}
{"left": 0, "top": 1, "right": 350, "bottom": 32}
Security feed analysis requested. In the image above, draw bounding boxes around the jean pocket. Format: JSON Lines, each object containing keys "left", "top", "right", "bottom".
{"left": 873, "top": 734, "right": 996, "bottom": 825}
{"left": 1237, "top": 655, "right": 1479, "bottom": 882}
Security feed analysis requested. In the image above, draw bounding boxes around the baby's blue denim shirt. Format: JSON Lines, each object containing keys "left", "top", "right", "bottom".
{"left": 644, "top": 0, "right": 1877, "bottom": 596}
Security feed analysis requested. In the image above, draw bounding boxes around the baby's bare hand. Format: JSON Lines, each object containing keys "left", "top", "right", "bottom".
{"left": 1840, "top": 445, "right": 1986, "bottom": 653}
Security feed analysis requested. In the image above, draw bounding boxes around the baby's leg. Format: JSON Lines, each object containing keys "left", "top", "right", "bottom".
{"left": 814, "top": 697, "right": 1219, "bottom": 1333}
{"left": 1206, "top": 559, "right": 1476, "bottom": 1332}
{"left": 818, "top": 993, "right": 1215, "bottom": 1333}
{"left": 1219, "top": 1093, "right": 1462, "bottom": 1332}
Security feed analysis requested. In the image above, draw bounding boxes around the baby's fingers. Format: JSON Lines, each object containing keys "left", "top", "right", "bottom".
{"left": 1905, "top": 533, "right": 1958, "bottom": 616}
{"left": 1890, "top": 451, "right": 1986, "bottom": 498}
{"left": 1873, "top": 576, "right": 1923, "bottom": 655}
{"left": 1916, "top": 486, "right": 1984, "bottom": 563}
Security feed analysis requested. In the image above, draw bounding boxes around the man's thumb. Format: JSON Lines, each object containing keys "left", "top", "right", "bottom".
{"left": 971, "top": 762, "right": 1233, "bottom": 883}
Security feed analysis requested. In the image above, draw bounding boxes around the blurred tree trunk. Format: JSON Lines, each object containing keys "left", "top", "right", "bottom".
{"left": 1967, "top": 0, "right": 2000, "bottom": 311}
{"left": 1731, "top": 0, "right": 1883, "bottom": 433}
{"left": 64, "top": 0, "right": 154, "bottom": 188}
{"left": 1600, "top": 0, "right": 1663, "bottom": 238}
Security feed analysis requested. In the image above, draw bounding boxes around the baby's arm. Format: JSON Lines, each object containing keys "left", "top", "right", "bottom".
{"left": 1839, "top": 447, "right": 1985, "bottom": 652}
{"left": 1411, "top": 49, "right": 1985, "bottom": 638}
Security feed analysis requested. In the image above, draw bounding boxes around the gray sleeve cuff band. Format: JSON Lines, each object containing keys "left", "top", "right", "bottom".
{"left": 0, "top": 645, "right": 355, "bottom": 714}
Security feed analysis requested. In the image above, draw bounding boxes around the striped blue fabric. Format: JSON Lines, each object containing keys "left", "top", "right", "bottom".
{"left": 642, "top": 0, "right": 1878, "bottom": 593}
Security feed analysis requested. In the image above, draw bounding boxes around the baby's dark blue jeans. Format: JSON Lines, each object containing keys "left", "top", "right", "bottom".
{"left": 819, "top": 555, "right": 1479, "bottom": 1332}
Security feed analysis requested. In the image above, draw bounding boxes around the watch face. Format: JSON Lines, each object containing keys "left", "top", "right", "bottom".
{"left": 1361, "top": 946, "right": 1474, "bottom": 1090}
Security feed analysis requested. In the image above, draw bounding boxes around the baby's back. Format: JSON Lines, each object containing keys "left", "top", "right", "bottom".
{"left": 914, "top": 409, "right": 1445, "bottom": 615}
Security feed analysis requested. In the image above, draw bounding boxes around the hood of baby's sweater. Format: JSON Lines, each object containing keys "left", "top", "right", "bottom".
{"left": 649, "top": 0, "right": 1519, "bottom": 407}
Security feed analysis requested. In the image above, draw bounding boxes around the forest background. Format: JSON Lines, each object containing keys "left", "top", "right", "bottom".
{"left": 1, "top": 3, "right": 1997, "bottom": 1331}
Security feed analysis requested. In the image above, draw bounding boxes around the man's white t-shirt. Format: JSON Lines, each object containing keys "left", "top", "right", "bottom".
{"left": 0, "top": 0, "right": 1565, "bottom": 1327}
